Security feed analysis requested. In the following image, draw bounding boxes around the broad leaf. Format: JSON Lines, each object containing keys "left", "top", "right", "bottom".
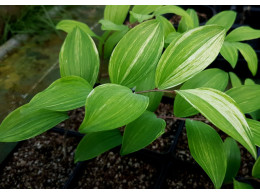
{"left": 156, "top": 16, "right": 175, "bottom": 39}
{"left": 229, "top": 72, "right": 242, "bottom": 87}
{"left": 104, "top": 5, "right": 130, "bottom": 25}
{"left": 25, "top": 76, "right": 92, "bottom": 112}
{"left": 226, "top": 85, "right": 260, "bottom": 113}
{"left": 252, "top": 156, "right": 260, "bottom": 179}
{"left": 155, "top": 25, "right": 225, "bottom": 89}
{"left": 129, "top": 11, "right": 154, "bottom": 23}
{"left": 0, "top": 104, "right": 68, "bottom": 142}
{"left": 104, "top": 28, "right": 129, "bottom": 59}
{"left": 136, "top": 71, "right": 163, "bottom": 112}
{"left": 178, "top": 8, "right": 199, "bottom": 32}
{"left": 56, "top": 19, "right": 98, "bottom": 38}
{"left": 223, "top": 137, "right": 241, "bottom": 184}
{"left": 176, "top": 87, "right": 257, "bottom": 159}
{"left": 165, "top": 32, "right": 181, "bottom": 45}
{"left": 232, "top": 42, "right": 258, "bottom": 76}
{"left": 109, "top": 19, "right": 164, "bottom": 88}
{"left": 174, "top": 68, "right": 229, "bottom": 117}
{"left": 186, "top": 120, "right": 226, "bottom": 189}
{"left": 79, "top": 84, "right": 149, "bottom": 133}
{"left": 245, "top": 78, "right": 255, "bottom": 85}
{"left": 121, "top": 111, "right": 166, "bottom": 155}
{"left": 59, "top": 27, "right": 100, "bottom": 86}
{"left": 226, "top": 26, "right": 260, "bottom": 42}
{"left": 206, "top": 10, "right": 236, "bottom": 32}
{"left": 130, "top": 5, "right": 162, "bottom": 23}
{"left": 246, "top": 118, "right": 260, "bottom": 147}
{"left": 220, "top": 41, "right": 238, "bottom": 68}
{"left": 74, "top": 129, "right": 122, "bottom": 162}
{"left": 233, "top": 179, "right": 253, "bottom": 189}
{"left": 99, "top": 19, "right": 129, "bottom": 31}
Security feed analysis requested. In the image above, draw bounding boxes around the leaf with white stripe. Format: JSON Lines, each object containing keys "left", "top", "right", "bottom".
{"left": 104, "top": 5, "right": 130, "bottom": 25}
{"left": 25, "top": 76, "right": 92, "bottom": 112}
{"left": 155, "top": 25, "right": 225, "bottom": 89}
{"left": 109, "top": 19, "right": 164, "bottom": 88}
{"left": 226, "top": 26, "right": 260, "bottom": 42}
{"left": 130, "top": 5, "right": 162, "bottom": 23}
{"left": 246, "top": 118, "right": 260, "bottom": 147}
{"left": 226, "top": 85, "right": 260, "bottom": 114}
{"left": 79, "top": 84, "right": 149, "bottom": 133}
{"left": 176, "top": 87, "right": 257, "bottom": 159}
{"left": 186, "top": 120, "right": 226, "bottom": 189}
{"left": 220, "top": 41, "right": 238, "bottom": 68}
{"left": 59, "top": 27, "right": 100, "bottom": 86}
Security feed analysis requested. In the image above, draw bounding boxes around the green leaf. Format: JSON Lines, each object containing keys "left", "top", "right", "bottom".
{"left": 136, "top": 71, "right": 163, "bottom": 112}
{"left": 206, "top": 10, "right": 236, "bottom": 32}
{"left": 104, "top": 28, "right": 129, "bottom": 59}
{"left": 233, "top": 179, "right": 253, "bottom": 189}
{"left": 165, "top": 32, "right": 181, "bottom": 45}
{"left": 226, "top": 85, "right": 260, "bottom": 113}
{"left": 79, "top": 84, "right": 149, "bottom": 133}
{"left": 250, "top": 110, "right": 260, "bottom": 121}
{"left": 109, "top": 19, "right": 164, "bottom": 88}
{"left": 223, "top": 137, "right": 241, "bottom": 184}
{"left": 25, "top": 76, "right": 92, "bottom": 112}
{"left": 130, "top": 5, "right": 162, "bottom": 23}
{"left": 59, "top": 27, "right": 100, "bottom": 86}
{"left": 226, "top": 26, "right": 260, "bottom": 42}
{"left": 120, "top": 111, "right": 166, "bottom": 155}
{"left": 56, "top": 19, "right": 98, "bottom": 38}
{"left": 104, "top": 5, "right": 130, "bottom": 25}
{"left": 178, "top": 8, "right": 199, "bottom": 32}
{"left": 176, "top": 87, "right": 257, "bottom": 159}
{"left": 246, "top": 118, "right": 260, "bottom": 147}
{"left": 174, "top": 68, "right": 229, "bottom": 117}
{"left": 186, "top": 120, "right": 226, "bottom": 189}
{"left": 129, "top": 11, "right": 154, "bottom": 23}
{"left": 154, "top": 5, "right": 194, "bottom": 31}
{"left": 156, "top": 16, "right": 175, "bottom": 39}
{"left": 74, "top": 129, "right": 122, "bottom": 162}
{"left": 155, "top": 25, "right": 225, "bottom": 89}
{"left": 232, "top": 42, "right": 258, "bottom": 76}
{"left": 252, "top": 156, "right": 260, "bottom": 179}
{"left": 220, "top": 41, "right": 238, "bottom": 68}
{"left": 0, "top": 104, "right": 68, "bottom": 142}
{"left": 99, "top": 19, "right": 129, "bottom": 31}
{"left": 245, "top": 78, "right": 255, "bottom": 85}
{"left": 229, "top": 72, "right": 242, "bottom": 87}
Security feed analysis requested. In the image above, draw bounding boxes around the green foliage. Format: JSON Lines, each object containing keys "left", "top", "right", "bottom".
{"left": 130, "top": 5, "right": 162, "bottom": 23}
{"left": 156, "top": 16, "right": 176, "bottom": 38}
{"left": 99, "top": 19, "right": 129, "bottom": 31}
{"left": 226, "top": 26, "right": 260, "bottom": 42}
{"left": 229, "top": 72, "right": 242, "bottom": 87}
{"left": 220, "top": 42, "right": 238, "bottom": 68}
{"left": 178, "top": 8, "right": 199, "bottom": 32}
{"left": 104, "top": 5, "right": 130, "bottom": 25}
{"left": 252, "top": 156, "right": 260, "bottom": 179}
{"left": 233, "top": 179, "right": 253, "bottom": 189}
{"left": 246, "top": 118, "right": 260, "bottom": 147}
{"left": 186, "top": 120, "right": 226, "bottom": 189}
{"left": 129, "top": 11, "right": 154, "bottom": 23}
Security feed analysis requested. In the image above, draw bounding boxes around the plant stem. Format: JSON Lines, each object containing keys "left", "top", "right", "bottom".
{"left": 158, "top": 115, "right": 208, "bottom": 122}
{"left": 135, "top": 89, "right": 176, "bottom": 95}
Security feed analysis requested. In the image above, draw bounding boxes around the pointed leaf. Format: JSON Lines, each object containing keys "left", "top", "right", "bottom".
{"left": 226, "top": 26, "right": 260, "bottom": 42}
{"left": 186, "top": 120, "right": 226, "bottom": 189}
{"left": 74, "top": 129, "right": 122, "bottom": 162}
{"left": 176, "top": 87, "right": 257, "bottom": 159}
{"left": 56, "top": 19, "right": 98, "bottom": 38}
{"left": 178, "top": 8, "right": 199, "bottom": 32}
{"left": 130, "top": 5, "right": 162, "bottom": 23}
{"left": 232, "top": 42, "right": 258, "bottom": 76}
{"left": 220, "top": 41, "right": 238, "bottom": 68}
{"left": 129, "top": 11, "right": 154, "bottom": 23}
{"left": 206, "top": 10, "right": 236, "bottom": 32}
{"left": 99, "top": 19, "right": 129, "bottom": 31}
{"left": 109, "top": 19, "right": 164, "bottom": 88}
{"left": 104, "top": 5, "right": 130, "bottom": 25}
{"left": 226, "top": 85, "right": 260, "bottom": 113}
{"left": 252, "top": 156, "right": 260, "bottom": 179}
{"left": 174, "top": 68, "right": 229, "bottom": 117}
{"left": 25, "top": 76, "right": 92, "bottom": 112}
{"left": 245, "top": 78, "right": 255, "bottom": 85}
{"left": 223, "top": 137, "right": 241, "bottom": 184}
{"left": 233, "top": 179, "right": 253, "bottom": 189}
{"left": 121, "top": 111, "right": 166, "bottom": 155}
{"left": 229, "top": 72, "right": 242, "bottom": 87}
{"left": 246, "top": 118, "right": 260, "bottom": 147}
{"left": 155, "top": 25, "right": 225, "bottom": 89}
{"left": 0, "top": 105, "right": 68, "bottom": 142}
{"left": 156, "top": 16, "right": 175, "bottom": 39}
{"left": 79, "top": 84, "right": 149, "bottom": 133}
{"left": 59, "top": 27, "right": 100, "bottom": 86}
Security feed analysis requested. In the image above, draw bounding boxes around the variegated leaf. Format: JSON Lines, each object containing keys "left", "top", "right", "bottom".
{"left": 155, "top": 25, "right": 225, "bottom": 89}
{"left": 176, "top": 87, "right": 257, "bottom": 159}
{"left": 104, "top": 5, "right": 130, "bottom": 25}
{"left": 109, "top": 19, "right": 164, "bottom": 88}
{"left": 79, "top": 84, "right": 149, "bottom": 133}
{"left": 59, "top": 27, "right": 100, "bottom": 86}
